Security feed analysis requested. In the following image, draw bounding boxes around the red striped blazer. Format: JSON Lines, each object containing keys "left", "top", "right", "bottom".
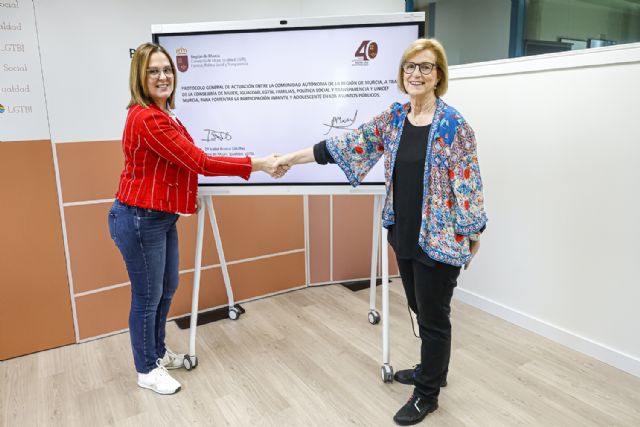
{"left": 115, "top": 104, "right": 252, "bottom": 214}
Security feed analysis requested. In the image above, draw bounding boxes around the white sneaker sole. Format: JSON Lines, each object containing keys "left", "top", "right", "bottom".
{"left": 161, "top": 363, "right": 183, "bottom": 370}
{"left": 137, "top": 382, "right": 181, "bottom": 395}
{"left": 159, "top": 355, "right": 186, "bottom": 370}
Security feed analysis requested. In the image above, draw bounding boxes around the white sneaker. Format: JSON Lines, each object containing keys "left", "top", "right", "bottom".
{"left": 158, "top": 348, "right": 185, "bottom": 370}
{"left": 137, "top": 363, "right": 181, "bottom": 395}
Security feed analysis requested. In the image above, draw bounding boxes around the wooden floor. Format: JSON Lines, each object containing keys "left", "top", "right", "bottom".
{"left": 2, "top": 279, "right": 640, "bottom": 426}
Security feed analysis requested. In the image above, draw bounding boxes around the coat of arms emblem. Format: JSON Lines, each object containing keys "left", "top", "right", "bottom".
{"left": 176, "top": 47, "right": 188, "bottom": 72}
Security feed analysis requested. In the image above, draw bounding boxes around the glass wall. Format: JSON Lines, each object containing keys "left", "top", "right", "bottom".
{"left": 409, "top": 0, "right": 640, "bottom": 65}
{"left": 412, "top": 0, "right": 512, "bottom": 65}
{"left": 524, "top": 0, "right": 640, "bottom": 55}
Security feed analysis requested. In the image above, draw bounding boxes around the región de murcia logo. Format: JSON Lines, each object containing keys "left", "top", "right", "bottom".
{"left": 176, "top": 47, "right": 188, "bottom": 72}
{"left": 353, "top": 40, "right": 378, "bottom": 66}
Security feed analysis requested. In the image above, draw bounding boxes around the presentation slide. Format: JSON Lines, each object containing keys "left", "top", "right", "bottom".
{"left": 155, "top": 20, "right": 421, "bottom": 186}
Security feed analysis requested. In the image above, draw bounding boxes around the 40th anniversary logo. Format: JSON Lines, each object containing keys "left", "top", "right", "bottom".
{"left": 353, "top": 40, "right": 378, "bottom": 66}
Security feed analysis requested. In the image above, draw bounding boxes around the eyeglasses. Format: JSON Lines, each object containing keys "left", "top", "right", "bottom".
{"left": 402, "top": 62, "right": 437, "bottom": 75}
{"left": 147, "top": 67, "right": 174, "bottom": 79}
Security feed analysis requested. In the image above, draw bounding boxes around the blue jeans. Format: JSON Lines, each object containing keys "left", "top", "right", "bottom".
{"left": 108, "top": 200, "right": 180, "bottom": 373}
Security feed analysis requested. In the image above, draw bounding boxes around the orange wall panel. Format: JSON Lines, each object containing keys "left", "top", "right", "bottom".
{"left": 64, "top": 202, "right": 130, "bottom": 293}
{"left": 75, "top": 269, "right": 228, "bottom": 340}
{"left": 0, "top": 140, "right": 75, "bottom": 360}
{"left": 332, "top": 195, "right": 375, "bottom": 281}
{"left": 75, "top": 285, "right": 130, "bottom": 340}
{"left": 75, "top": 269, "right": 226, "bottom": 340}
{"left": 229, "top": 252, "right": 306, "bottom": 301}
{"left": 56, "top": 140, "right": 123, "bottom": 203}
{"left": 64, "top": 202, "right": 221, "bottom": 293}
{"left": 309, "top": 195, "right": 330, "bottom": 283}
{"left": 169, "top": 253, "right": 305, "bottom": 318}
{"left": 168, "top": 269, "right": 228, "bottom": 318}
{"left": 177, "top": 214, "right": 220, "bottom": 270}
{"left": 75, "top": 252, "right": 304, "bottom": 340}
{"left": 3, "top": 136, "right": 397, "bottom": 350}
{"left": 388, "top": 245, "right": 399, "bottom": 276}
{"left": 212, "top": 196, "right": 304, "bottom": 260}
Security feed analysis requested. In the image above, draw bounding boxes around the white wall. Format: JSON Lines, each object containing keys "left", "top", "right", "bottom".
{"left": 32, "top": 0, "right": 404, "bottom": 143}
{"left": 446, "top": 44, "right": 640, "bottom": 376}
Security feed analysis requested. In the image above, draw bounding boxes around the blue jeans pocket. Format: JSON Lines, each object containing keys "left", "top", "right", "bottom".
{"left": 135, "top": 206, "right": 175, "bottom": 220}
{"left": 108, "top": 211, "right": 118, "bottom": 243}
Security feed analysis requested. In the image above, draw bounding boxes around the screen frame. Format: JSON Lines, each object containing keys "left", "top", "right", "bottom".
{"left": 151, "top": 13, "right": 425, "bottom": 195}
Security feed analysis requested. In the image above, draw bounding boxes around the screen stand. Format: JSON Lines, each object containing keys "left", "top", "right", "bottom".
{"left": 368, "top": 194, "right": 393, "bottom": 382}
{"left": 185, "top": 193, "right": 393, "bottom": 381}
{"left": 184, "top": 196, "right": 241, "bottom": 370}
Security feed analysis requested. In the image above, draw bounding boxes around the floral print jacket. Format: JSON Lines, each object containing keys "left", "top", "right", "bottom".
{"left": 326, "top": 98, "right": 488, "bottom": 267}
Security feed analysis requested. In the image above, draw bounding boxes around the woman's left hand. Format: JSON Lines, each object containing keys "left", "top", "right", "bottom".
{"left": 465, "top": 239, "right": 481, "bottom": 270}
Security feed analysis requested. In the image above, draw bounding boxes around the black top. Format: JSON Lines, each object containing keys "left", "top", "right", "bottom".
{"left": 313, "top": 117, "right": 435, "bottom": 266}
{"left": 387, "top": 119, "right": 435, "bottom": 266}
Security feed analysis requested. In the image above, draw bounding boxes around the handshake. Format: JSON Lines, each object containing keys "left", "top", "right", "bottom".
{"left": 251, "top": 148, "right": 313, "bottom": 179}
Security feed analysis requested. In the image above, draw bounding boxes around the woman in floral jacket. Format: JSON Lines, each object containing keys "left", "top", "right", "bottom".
{"left": 277, "top": 39, "right": 487, "bottom": 425}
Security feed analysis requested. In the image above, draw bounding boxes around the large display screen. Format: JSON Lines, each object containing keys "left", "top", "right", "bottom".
{"left": 154, "top": 16, "right": 423, "bottom": 186}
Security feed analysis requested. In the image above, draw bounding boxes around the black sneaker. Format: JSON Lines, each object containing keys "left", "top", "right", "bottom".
{"left": 393, "top": 394, "right": 438, "bottom": 425}
{"left": 394, "top": 365, "right": 448, "bottom": 387}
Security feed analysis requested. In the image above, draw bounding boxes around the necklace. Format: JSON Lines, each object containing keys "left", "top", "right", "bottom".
{"left": 409, "top": 98, "right": 437, "bottom": 126}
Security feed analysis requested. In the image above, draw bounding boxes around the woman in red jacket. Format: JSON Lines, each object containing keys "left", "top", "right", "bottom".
{"left": 108, "top": 42, "right": 280, "bottom": 395}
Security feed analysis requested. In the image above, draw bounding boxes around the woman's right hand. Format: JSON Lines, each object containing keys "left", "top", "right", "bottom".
{"left": 252, "top": 154, "right": 288, "bottom": 178}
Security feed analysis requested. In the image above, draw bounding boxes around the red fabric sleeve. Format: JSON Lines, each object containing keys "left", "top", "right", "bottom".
{"left": 139, "top": 109, "right": 253, "bottom": 179}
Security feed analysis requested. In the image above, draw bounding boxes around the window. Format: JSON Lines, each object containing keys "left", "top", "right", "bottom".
{"left": 408, "top": 0, "right": 640, "bottom": 65}
{"left": 524, "top": 0, "right": 640, "bottom": 55}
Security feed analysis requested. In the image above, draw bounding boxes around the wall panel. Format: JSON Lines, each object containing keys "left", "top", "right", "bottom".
{"left": 0, "top": 141, "right": 74, "bottom": 359}
{"left": 309, "top": 195, "right": 331, "bottom": 283}
{"left": 333, "top": 195, "right": 375, "bottom": 281}
{"left": 56, "top": 140, "right": 123, "bottom": 203}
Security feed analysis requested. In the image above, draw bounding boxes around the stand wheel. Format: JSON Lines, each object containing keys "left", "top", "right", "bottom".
{"left": 381, "top": 364, "right": 394, "bottom": 383}
{"left": 229, "top": 307, "right": 241, "bottom": 320}
{"left": 183, "top": 355, "right": 198, "bottom": 371}
{"left": 368, "top": 310, "right": 381, "bottom": 325}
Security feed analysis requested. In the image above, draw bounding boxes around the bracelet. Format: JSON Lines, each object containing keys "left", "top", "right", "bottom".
{"left": 468, "top": 232, "right": 481, "bottom": 242}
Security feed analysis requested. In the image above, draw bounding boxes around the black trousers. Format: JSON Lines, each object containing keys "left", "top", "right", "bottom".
{"left": 396, "top": 257, "right": 461, "bottom": 401}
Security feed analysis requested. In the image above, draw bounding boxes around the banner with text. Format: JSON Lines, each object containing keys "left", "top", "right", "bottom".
{"left": 157, "top": 23, "right": 418, "bottom": 185}
{"left": 0, "top": 0, "right": 50, "bottom": 142}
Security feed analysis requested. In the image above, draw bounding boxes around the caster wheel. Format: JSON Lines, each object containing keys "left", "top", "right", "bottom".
{"left": 381, "top": 364, "right": 394, "bottom": 383}
{"left": 183, "top": 355, "right": 198, "bottom": 371}
{"left": 229, "top": 307, "right": 241, "bottom": 320}
{"left": 368, "top": 310, "right": 381, "bottom": 325}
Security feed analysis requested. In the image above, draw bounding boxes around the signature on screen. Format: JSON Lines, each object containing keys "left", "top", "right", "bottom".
{"left": 322, "top": 110, "right": 358, "bottom": 135}
{"left": 202, "top": 129, "right": 232, "bottom": 142}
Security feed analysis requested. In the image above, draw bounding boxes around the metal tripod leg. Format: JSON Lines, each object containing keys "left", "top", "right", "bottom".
{"left": 367, "top": 195, "right": 382, "bottom": 325}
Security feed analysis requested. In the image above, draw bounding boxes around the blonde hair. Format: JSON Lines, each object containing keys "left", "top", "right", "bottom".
{"left": 127, "top": 42, "right": 177, "bottom": 109}
{"left": 397, "top": 38, "right": 449, "bottom": 97}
